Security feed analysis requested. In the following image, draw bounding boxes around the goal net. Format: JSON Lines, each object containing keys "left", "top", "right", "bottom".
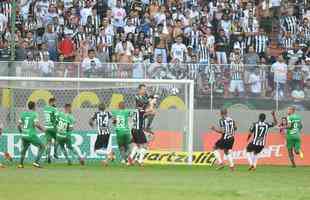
{"left": 0, "top": 77, "right": 197, "bottom": 165}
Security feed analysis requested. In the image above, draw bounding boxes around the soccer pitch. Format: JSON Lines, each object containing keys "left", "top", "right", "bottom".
{"left": 0, "top": 164, "right": 309, "bottom": 200}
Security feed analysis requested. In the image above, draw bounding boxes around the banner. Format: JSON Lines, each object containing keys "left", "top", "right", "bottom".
{"left": 144, "top": 151, "right": 216, "bottom": 166}
{"left": 203, "top": 133, "right": 310, "bottom": 166}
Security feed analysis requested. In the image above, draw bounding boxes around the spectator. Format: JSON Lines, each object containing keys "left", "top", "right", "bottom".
{"left": 215, "top": 29, "right": 229, "bottom": 65}
{"left": 291, "top": 85, "right": 305, "bottom": 101}
{"left": 43, "top": 24, "right": 58, "bottom": 61}
{"left": 170, "top": 35, "right": 187, "bottom": 63}
{"left": 271, "top": 55, "right": 288, "bottom": 99}
{"left": 15, "top": 40, "right": 29, "bottom": 61}
{"left": 58, "top": 33, "right": 75, "bottom": 62}
{"left": 229, "top": 46, "right": 245, "bottom": 97}
{"left": 38, "top": 52, "right": 54, "bottom": 76}
{"left": 81, "top": 49, "right": 102, "bottom": 77}
{"left": 153, "top": 23, "right": 169, "bottom": 63}
{"left": 248, "top": 68, "right": 262, "bottom": 97}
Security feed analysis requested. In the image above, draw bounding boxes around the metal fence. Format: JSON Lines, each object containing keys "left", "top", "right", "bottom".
{"left": 1, "top": 61, "right": 310, "bottom": 111}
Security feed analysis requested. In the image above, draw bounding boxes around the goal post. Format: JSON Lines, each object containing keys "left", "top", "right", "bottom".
{"left": 0, "top": 77, "right": 195, "bottom": 165}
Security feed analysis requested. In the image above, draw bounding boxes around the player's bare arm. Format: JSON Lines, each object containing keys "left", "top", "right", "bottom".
{"left": 271, "top": 111, "right": 278, "bottom": 126}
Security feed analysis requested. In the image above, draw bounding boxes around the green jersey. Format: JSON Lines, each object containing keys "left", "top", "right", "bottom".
{"left": 56, "top": 112, "right": 75, "bottom": 137}
{"left": 43, "top": 105, "right": 57, "bottom": 129}
{"left": 19, "top": 111, "right": 39, "bottom": 136}
{"left": 287, "top": 114, "right": 302, "bottom": 137}
{"left": 112, "top": 109, "right": 133, "bottom": 131}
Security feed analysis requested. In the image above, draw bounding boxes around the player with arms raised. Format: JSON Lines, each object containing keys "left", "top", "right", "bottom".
{"left": 0, "top": 123, "right": 13, "bottom": 168}
{"left": 246, "top": 111, "right": 277, "bottom": 171}
{"left": 89, "top": 103, "right": 113, "bottom": 166}
{"left": 18, "top": 101, "right": 45, "bottom": 168}
{"left": 128, "top": 84, "right": 149, "bottom": 166}
{"left": 112, "top": 102, "right": 133, "bottom": 164}
{"left": 286, "top": 106, "right": 304, "bottom": 167}
{"left": 56, "top": 104, "right": 85, "bottom": 165}
{"left": 43, "top": 97, "right": 58, "bottom": 163}
{"left": 211, "top": 108, "right": 237, "bottom": 171}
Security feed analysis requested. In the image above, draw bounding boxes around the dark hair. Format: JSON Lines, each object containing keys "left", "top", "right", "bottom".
{"left": 259, "top": 113, "right": 266, "bottom": 122}
{"left": 138, "top": 84, "right": 146, "bottom": 90}
{"left": 65, "top": 103, "right": 71, "bottom": 108}
{"left": 98, "top": 103, "right": 105, "bottom": 111}
{"left": 88, "top": 49, "right": 95, "bottom": 54}
{"left": 49, "top": 98, "right": 56, "bottom": 104}
{"left": 28, "top": 101, "right": 36, "bottom": 110}
{"left": 220, "top": 108, "right": 227, "bottom": 115}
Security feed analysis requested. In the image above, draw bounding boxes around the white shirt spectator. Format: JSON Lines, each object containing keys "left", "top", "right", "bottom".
{"left": 171, "top": 43, "right": 187, "bottom": 62}
{"left": 80, "top": 7, "right": 92, "bottom": 26}
{"left": 112, "top": 7, "right": 126, "bottom": 27}
{"left": 271, "top": 61, "right": 288, "bottom": 83}
{"left": 292, "top": 89, "right": 305, "bottom": 100}
{"left": 249, "top": 72, "right": 262, "bottom": 94}
{"left": 81, "top": 57, "right": 102, "bottom": 71}
{"left": 124, "top": 24, "right": 136, "bottom": 34}
{"left": 270, "top": 0, "right": 281, "bottom": 8}
{"left": 115, "top": 41, "right": 134, "bottom": 56}
{"left": 38, "top": 60, "right": 54, "bottom": 75}
{"left": 0, "top": 13, "right": 7, "bottom": 32}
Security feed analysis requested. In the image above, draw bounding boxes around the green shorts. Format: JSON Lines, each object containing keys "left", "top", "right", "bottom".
{"left": 56, "top": 135, "right": 72, "bottom": 146}
{"left": 45, "top": 128, "right": 57, "bottom": 140}
{"left": 286, "top": 136, "right": 301, "bottom": 152}
{"left": 22, "top": 135, "right": 44, "bottom": 147}
{"left": 116, "top": 130, "right": 131, "bottom": 146}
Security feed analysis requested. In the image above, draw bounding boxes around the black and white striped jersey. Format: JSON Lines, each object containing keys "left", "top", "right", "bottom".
{"left": 219, "top": 117, "right": 236, "bottom": 140}
{"left": 91, "top": 111, "right": 112, "bottom": 135}
{"left": 254, "top": 34, "right": 269, "bottom": 54}
{"left": 249, "top": 121, "right": 275, "bottom": 146}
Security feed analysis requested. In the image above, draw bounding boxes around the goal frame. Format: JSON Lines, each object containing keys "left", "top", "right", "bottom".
{"left": 0, "top": 76, "right": 195, "bottom": 164}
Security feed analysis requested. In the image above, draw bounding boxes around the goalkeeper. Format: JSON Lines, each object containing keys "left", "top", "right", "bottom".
{"left": 112, "top": 102, "right": 133, "bottom": 164}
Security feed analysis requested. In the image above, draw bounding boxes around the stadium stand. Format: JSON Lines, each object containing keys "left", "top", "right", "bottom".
{"left": 0, "top": 0, "right": 309, "bottom": 100}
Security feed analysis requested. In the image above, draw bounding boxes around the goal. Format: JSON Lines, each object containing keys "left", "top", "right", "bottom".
{"left": 0, "top": 77, "right": 195, "bottom": 164}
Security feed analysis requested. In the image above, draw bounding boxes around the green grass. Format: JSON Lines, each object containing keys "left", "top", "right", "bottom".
{"left": 0, "top": 163, "right": 309, "bottom": 200}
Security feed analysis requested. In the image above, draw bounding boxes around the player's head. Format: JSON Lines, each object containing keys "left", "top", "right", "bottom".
{"left": 138, "top": 84, "right": 146, "bottom": 96}
{"left": 281, "top": 117, "right": 287, "bottom": 125}
{"left": 220, "top": 108, "right": 227, "bottom": 117}
{"left": 28, "top": 101, "right": 36, "bottom": 110}
{"left": 287, "top": 106, "right": 295, "bottom": 115}
{"left": 98, "top": 103, "right": 105, "bottom": 111}
{"left": 118, "top": 101, "right": 125, "bottom": 109}
{"left": 258, "top": 113, "right": 266, "bottom": 122}
{"left": 64, "top": 103, "right": 72, "bottom": 113}
{"left": 49, "top": 97, "right": 56, "bottom": 107}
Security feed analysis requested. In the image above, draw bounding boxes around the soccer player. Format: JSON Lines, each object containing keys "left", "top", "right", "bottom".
{"left": 211, "top": 108, "right": 237, "bottom": 171}
{"left": 43, "top": 97, "right": 58, "bottom": 163}
{"left": 286, "top": 106, "right": 304, "bottom": 167}
{"left": 112, "top": 102, "right": 133, "bottom": 164}
{"left": 56, "top": 104, "right": 85, "bottom": 166}
{"left": 0, "top": 123, "right": 13, "bottom": 168}
{"left": 246, "top": 111, "right": 277, "bottom": 171}
{"left": 128, "top": 84, "right": 149, "bottom": 166}
{"left": 18, "top": 101, "right": 45, "bottom": 168}
{"left": 89, "top": 103, "right": 113, "bottom": 166}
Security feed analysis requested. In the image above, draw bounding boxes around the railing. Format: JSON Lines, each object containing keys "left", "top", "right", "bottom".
{"left": 1, "top": 61, "right": 310, "bottom": 111}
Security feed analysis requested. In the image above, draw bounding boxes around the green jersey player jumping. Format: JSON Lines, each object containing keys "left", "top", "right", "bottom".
{"left": 55, "top": 103, "right": 85, "bottom": 165}
{"left": 286, "top": 106, "right": 304, "bottom": 167}
{"left": 112, "top": 102, "right": 133, "bottom": 164}
{"left": 43, "top": 97, "right": 58, "bottom": 163}
{"left": 18, "top": 101, "right": 45, "bottom": 168}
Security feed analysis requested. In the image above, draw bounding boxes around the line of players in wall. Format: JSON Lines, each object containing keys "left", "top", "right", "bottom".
{"left": 0, "top": 84, "right": 304, "bottom": 170}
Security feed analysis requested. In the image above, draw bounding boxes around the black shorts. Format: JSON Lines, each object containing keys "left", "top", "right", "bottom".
{"left": 94, "top": 134, "right": 111, "bottom": 150}
{"left": 214, "top": 138, "right": 234, "bottom": 150}
{"left": 131, "top": 129, "right": 147, "bottom": 144}
{"left": 246, "top": 143, "right": 264, "bottom": 154}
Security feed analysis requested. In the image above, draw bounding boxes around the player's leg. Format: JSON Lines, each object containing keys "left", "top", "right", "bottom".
{"left": 45, "top": 129, "right": 53, "bottom": 163}
{"left": 116, "top": 133, "right": 126, "bottom": 163}
{"left": 293, "top": 137, "right": 303, "bottom": 159}
{"left": 19, "top": 138, "right": 31, "bottom": 167}
{"left": 128, "top": 129, "right": 139, "bottom": 164}
{"left": 66, "top": 137, "right": 84, "bottom": 165}
{"left": 213, "top": 139, "right": 224, "bottom": 168}
{"left": 225, "top": 138, "right": 235, "bottom": 171}
{"left": 58, "top": 138, "right": 71, "bottom": 165}
{"left": 286, "top": 138, "right": 296, "bottom": 167}
{"left": 246, "top": 143, "right": 254, "bottom": 169}
{"left": 31, "top": 136, "right": 45, "bottom": 167}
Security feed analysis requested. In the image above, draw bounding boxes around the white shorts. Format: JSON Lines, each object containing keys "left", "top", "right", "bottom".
{"left": 229, "top": 80, "right": 244, "bottom": 93}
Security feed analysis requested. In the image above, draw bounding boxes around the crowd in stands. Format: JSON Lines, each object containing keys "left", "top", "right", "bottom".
{"left": 0, "top": 0, "right": 310, "bottom": 100}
